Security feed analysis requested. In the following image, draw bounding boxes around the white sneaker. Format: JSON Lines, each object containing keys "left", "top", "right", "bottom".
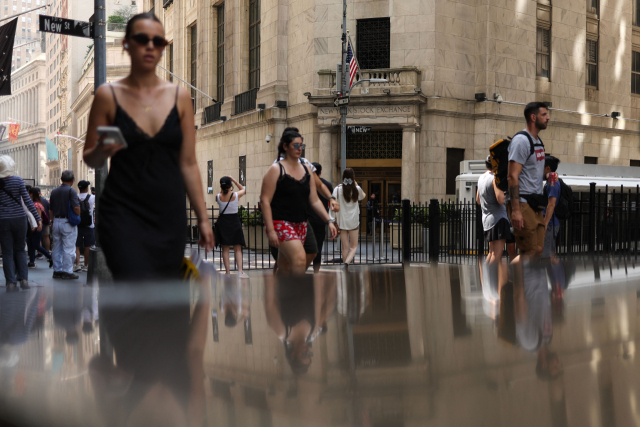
{"left": 238, "top": 272, "right": 249, "bottom": 279}
{"left": 81, "top": 265, "right": 89, "bottom": 272}
{"left": 73, "top": 265, "right": 82, "bottom": 272}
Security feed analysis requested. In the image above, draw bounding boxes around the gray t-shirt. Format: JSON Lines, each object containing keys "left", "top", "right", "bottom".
{"left": 508, "top": 130, "right": 545, "bottom": 202}
{"left": 478, "top": 172, "right": 508, "bottom": 231}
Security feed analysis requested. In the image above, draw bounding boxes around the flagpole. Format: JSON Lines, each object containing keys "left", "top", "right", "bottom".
{"left": 0, "top": 5, "right": 47, "bottom": 24}
{"left": 12, "top": 39, "right": 41, "bottom": 50}
{"left": 340, "top": 0, "right": 347, "bottom": 175}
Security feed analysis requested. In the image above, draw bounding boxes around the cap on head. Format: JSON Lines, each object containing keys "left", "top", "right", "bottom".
{"left": 0, "top": 155, "right": 15, "bottom": 179}
{"left": 78, "top": 180, "right": 90, "bottom": 190}
{"left": 220, "top": 176, "right": 232, "bottom": 188}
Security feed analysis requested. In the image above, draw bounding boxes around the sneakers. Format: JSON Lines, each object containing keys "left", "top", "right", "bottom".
{"left": 27, "top": 262, "right": 36, "bottom": 268}
{"left": 60, "top": 272, "right": 79, "bottom": 280}
{"left": 238, "top": 272, "right": 249, "bottom": 279}
{"left": 73, "top": 265, "right": 82, "bottom": 272}
{"left": 53, "top": 271, "right": 63, "bottom": 279}
{"left": 5, "top": 283, "right": 17, "bottom": 291}
{"left": 81, "top": 265, "right": 89, "bottom": 272}
{"left": 20, "top": 280, "right": 30, "bottom": 290}
{"left": 35, "top": 254, "right": 44, "bottom": 260}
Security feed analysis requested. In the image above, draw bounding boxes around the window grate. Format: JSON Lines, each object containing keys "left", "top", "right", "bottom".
{"left": 346, "top": 131, "right": 402, "bottom": 160}
{"left": 217, "top": 4, "right": 224, "bottom": 103}
{"left": 356, "top": 18, "right": 390, "bottom": 70}
{"left": 234, "top": 88, "right": 258, "bottom": 115}
{"left": 536, "top": 27, "right": 550, "bottom": 78}
{"left": 586, "top": 40, "right": 598, "bottom": 87}
{"left": 248, "top": 0, "right": 260, "bottom": 90}
{"left": 633, "top": 51, "right": 640, "bottom": 94}
{"left": 203, "top": 102, "right": 222, "bottom": 124}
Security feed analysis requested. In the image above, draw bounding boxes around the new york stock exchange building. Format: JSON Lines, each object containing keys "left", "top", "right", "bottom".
{"left": 152, "top": 0, "right": 640, "bottom": 207}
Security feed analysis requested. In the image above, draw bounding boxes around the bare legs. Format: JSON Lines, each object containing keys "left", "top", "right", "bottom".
{"left": 222, "top": 245, "right": 245, "bottom": 275}
{"left": 341, "top": 229, "right": 359, "bottom": 266}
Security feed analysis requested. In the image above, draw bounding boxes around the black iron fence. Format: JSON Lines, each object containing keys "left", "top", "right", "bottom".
{"left": 186, "top": 183, "right": 640, "bottom": 271}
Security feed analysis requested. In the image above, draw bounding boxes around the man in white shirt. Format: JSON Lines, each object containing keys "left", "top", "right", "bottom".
{"left": 74, "top": 180, "right": 95, "bottom": 272}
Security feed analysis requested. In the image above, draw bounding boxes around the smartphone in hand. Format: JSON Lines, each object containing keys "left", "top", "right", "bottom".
{"left": 97, "top": 126, "right": 128, "bottom": 149}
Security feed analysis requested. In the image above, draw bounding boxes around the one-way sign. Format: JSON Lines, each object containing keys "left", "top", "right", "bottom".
{"left": 334, "top": 97, "right": 349, "bottom": 107}
{"left": 39, "top": 15, "right": 93, "bottom": 38}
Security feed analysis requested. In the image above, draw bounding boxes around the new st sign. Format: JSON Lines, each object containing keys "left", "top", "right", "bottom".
{"left": 39, "top": 15, "right": 93, "bottom": 38}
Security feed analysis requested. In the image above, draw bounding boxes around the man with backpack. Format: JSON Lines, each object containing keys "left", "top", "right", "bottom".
{"left": 542, "top": 155, "right": 561, "bottom": 258}
{"left": 74, "top": 180, "right": 95, "bottom": 273}
{"left": 506, "top": 102, "right": 549, "bottom": 260}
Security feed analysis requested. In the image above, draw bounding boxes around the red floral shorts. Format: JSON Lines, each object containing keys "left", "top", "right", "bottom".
{"left": 272, "top": 220, "right": 307, "bottom": 244}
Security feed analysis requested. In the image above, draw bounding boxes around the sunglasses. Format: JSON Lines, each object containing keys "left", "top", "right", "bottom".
{"left": 130, "top": 33, "right": 169, "bottom": 48}
{"left": 292, "top": 143, "right": 306, "bottom": 150}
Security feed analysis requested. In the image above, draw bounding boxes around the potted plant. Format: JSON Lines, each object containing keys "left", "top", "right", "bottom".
{"left": 390, "top": 206, "right": 426, "bottom": 249}
{"left": 240, "top": 206, "right": 268, "bottom": 251}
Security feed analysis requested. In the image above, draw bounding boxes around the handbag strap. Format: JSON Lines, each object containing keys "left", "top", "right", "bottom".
{"left": 0, "top": 185, "right": 22, "bottom": 207}
{"left": 217, "top": 193, "right": 232, "bottom": 220}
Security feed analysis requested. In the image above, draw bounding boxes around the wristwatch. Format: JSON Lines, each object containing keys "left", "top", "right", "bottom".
{"left": 327, "top": 219, "right": 335, "bottom": 224}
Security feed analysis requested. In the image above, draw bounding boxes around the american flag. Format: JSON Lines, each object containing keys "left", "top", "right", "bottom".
{"left": 346, "top": 38, "right": 359, "bottom": 89}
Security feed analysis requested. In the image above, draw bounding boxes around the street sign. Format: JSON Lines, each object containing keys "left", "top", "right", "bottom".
{"left": 334, "top": 97, "right": 349, "bottom": 107}
{"left": 347, "top": 126, "right": 372, "bottom": 134}
{"left": 39, "top": 15, "right": 93, "bottom": 38}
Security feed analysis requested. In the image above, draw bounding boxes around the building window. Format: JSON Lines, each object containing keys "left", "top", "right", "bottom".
{"left": 167, "top": 42, "right": 173, "bottom": 82}
{"left": 587, "top": 0, "right": 598, "bottom": 14}
{"left": 217, "top": 3, "right": 224, "bottom": 102}
{"left": 357, "top": 18, "right": 390, "bottom": 69}
{"left": 446, "top": 148, "right": 465, "bottom": 195}
{"left": 633, "top": 51, "right": 640, "bottom": 95}
{"left": 631, "top": 160, "right": 640, "bottom": 167}
{"left": 586, "top": 40, "right": 598, "bottom": 87}
{"left": 585, "top": 156, "right": 598, "bottom": 164}
{"left": 189, "top": 24, "right": 197, "bottom": 101}
{"left": 248, "top": 0, "right": 260, "bottom": 90}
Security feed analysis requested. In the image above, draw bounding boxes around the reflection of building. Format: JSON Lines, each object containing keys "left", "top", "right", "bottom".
{"left": 0, "top": 54, "right": 48, "bottom": 186}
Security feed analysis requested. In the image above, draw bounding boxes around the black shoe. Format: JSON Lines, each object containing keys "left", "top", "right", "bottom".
{"left": 27, "top": 262, "right": 36, "bottom": 268}
{"left": 6, "top": 283, "right": 17, "bottom": 291}
{"left": 20, "top": 280, "right": 30, "bottom": 290}
{"left": 53, "top": 271, "right": 63, "bottom": 279}
{"left": 49, "top": 258, "right": 53, "bottom": 268}
{"left": 60, "top": 272, "right": 79, "bottom": 280}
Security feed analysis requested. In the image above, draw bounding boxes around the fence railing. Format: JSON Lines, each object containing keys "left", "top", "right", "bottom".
{"left": 186, "top": 183, "right": 640, "bottom": 271}
{"left": 234, "top": 88, "right": 259, "bottom": 115}
{"left": 202, "top": 102, "right": 223, "bottom": 125}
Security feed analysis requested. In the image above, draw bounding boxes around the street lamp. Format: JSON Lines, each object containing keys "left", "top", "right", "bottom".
{"left": 340, "top": 78, "right": 389, "bottom": 174}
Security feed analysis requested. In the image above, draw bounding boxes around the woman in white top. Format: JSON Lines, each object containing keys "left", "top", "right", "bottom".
{"left": 329, "top": 168, "right": 365, "bottom": 267}
{"left": 216, "top": 176, "right": 247, "bottom": 277}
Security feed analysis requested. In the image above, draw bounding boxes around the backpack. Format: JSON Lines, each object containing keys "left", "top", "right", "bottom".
{"left": 553, "top": 178, "right": 573, "bottom": 220}
{"left": 40, "top": 206, "right": 50, "bottom": 225}
{"left": 489, "top": 131, "right": 544, "bottom": 191}
{"left": 79, "top": 194, "right": 92, "bottom": 227}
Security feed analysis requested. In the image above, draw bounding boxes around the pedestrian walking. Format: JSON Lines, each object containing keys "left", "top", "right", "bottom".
{"left": 542, "top": 155, "right": 561, "bottom": 259}
{"left": 49, "top": 170, "right": 80, "bottom": 280}
{"left": 216, "top": 176, "right": 247, "bottom": 277}
{"left": 260, "top": 129, "right": 337, "bottom": 275}
{"left": 27, "top": 188, "right": 52, "bottom": 269}
{"left": 309, "top": 162, "right": 333, "bottom": 273}
{"left": 507, "top": 102, "right": 549, "bottom": 262}
{"left": 329, "top": 168, "right": 366, "bottom": 268}
{"left": 83, "top": 12, "right": 213, "bottom": 281}
{"left": 74, "top": 180, "right": 95, "bottom": 272}
{"left": 36, "top": 188, "right": 51, "bottom": 253}
{"left": 366, "top": 193, "right": 380, "bottom": 235}
{"left": 0, "top": 155, "right": 41, "bottom": 290}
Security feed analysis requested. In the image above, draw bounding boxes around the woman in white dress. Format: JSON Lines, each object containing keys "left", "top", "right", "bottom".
{"left": 329, "top": 168, "right": 365, "bottom": 268}
{"left": 216, "top": 176, "right": 247, "bottom": 277}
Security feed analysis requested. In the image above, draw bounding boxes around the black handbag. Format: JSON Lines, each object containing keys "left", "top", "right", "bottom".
{"left": 213, "top": 196, "right": 231, "bottom": 247}
{"left": 522, "top": 193, "right": 548, "bottom": 211}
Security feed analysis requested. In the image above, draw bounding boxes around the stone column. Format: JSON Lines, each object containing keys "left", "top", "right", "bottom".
{"left": 401, "top": 124, "right": 419, "bottom": 202}
{"left": 317, "top": 125, "right": 335, "bottom": 182}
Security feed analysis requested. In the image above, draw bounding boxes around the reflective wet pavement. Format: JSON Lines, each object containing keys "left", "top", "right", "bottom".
{"left": 2, "top": 257, "right": 640, "bottom": 426}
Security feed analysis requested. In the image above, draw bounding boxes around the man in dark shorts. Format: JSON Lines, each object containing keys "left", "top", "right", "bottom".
{"left": 309, "top": 163, "right": 333, "bottom": 273}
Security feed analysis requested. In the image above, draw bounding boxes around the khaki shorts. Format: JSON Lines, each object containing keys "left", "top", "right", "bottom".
{"left": 42, "top": 225, "right": 51, "bottom": 236}
{"left": 507, "top": 202, "right": 545, "bottom": 253}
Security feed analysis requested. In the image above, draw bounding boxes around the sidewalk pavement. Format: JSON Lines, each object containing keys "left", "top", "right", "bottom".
{"left": 0, "top": 257, "right": 88, "bottom": 289}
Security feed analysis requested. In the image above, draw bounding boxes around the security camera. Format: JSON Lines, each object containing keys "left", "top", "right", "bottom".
{"left": 494, "top": 93, "right": 503, "bottom": 104}
{"left": 266, "top": 133, "right": 272, "bottom": 143}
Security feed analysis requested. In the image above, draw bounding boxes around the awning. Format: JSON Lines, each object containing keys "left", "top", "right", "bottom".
{"left": 46, "top": 137, "right": 58, "bottom": 161}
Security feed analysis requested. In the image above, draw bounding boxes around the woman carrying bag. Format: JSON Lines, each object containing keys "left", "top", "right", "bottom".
{"left": 215, "top": 176, "right": 247, "bottom": 278}
{"left": 329, "top": 168, "right": 365, "bottom": 269}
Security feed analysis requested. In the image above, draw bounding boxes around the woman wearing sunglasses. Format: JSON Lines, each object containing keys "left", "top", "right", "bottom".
{"left": 260, "top": 129, "right": 338, "bottom": 275}
{"left": 83, "top": 12, "right": 213, "bottom": 281}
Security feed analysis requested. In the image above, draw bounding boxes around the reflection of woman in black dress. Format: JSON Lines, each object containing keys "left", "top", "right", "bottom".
{"left": 83, "top": 13, "right": 213, "bottom": 281}
{"left": 265, "top": 274, "right": 336, "bottom": 374}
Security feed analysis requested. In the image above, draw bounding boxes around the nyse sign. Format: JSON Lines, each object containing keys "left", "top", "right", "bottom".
{"left": 319, "top": 105, "right": 412, "bottom": 116}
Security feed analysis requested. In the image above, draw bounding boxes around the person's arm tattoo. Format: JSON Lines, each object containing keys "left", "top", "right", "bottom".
{"left": 509, "top": 184, "right": 520, "bottom": 210}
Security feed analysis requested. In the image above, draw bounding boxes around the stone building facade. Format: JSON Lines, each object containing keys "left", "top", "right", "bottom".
{"left": 148, "top": 0, "right": 640, "bottom": 203}
{"left": 0, "top": 54, "right": 49, "bottom": 186}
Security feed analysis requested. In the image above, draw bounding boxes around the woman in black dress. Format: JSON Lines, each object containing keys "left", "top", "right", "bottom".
{"left": 83, "top": 13, "right": 213, "bottom": 281}
{"left": 216, "top": 176, "right": 247, "bottom": 277}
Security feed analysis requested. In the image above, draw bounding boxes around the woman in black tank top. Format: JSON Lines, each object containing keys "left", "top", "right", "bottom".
{"left": 261, "top": 130, "right": 338, "bottom": 275}
{"left": 82, "top": 13, "right": 213, "bottom": 280}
